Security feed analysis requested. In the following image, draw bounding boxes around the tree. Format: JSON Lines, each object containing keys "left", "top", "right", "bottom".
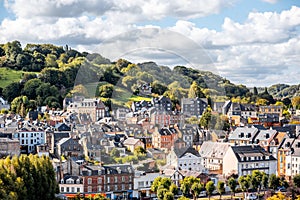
{"left": 3, "top": 82, "right": 21, "bottom": 102}
{"left": 206, "top": 181, "right": 215, "bottom": 199}
{"left": 188, "top": 81, "right": 205, "bottom": 98}
{"left": 269, "top": 174, "right": 280, "bottom": 191}
{"left": 169, "top": 183, "right": 178, "bottom": 195}
{"left": 98, "top": 84, "right": 114, "bottom": 98}
{"left": 292, "top": 96, "right": 300, "bottom": 109}
{"left": 262, "top": 173, "right": 269, "bottom": 194}
{"left": 191, "top": 182, "right": 203, "bottom": 200}
{"left": 239, "top": 175, "right": 250, "bottom": 197}
{"left": 157, "top": 188, "right": 168, "bottom": 200}
{"left": 163, "top": 191, "right": 174, "bottom": 200}
{"left": 199, "top": 108, "right": 212, "bottom": 129}
{"left": 180, "top": 176, "right": 200, "bottom": 197}
{"left": 22, "top": 78, "right": 42, "bottom": 100}
{"left": 253, "top": 87, "right": 258, "bottom": 95}
{"left": 217, "top": 181, "right": 225, "bottom": 199}
{"left": 228, "top": 177, "right": 238, "bottom": 198}
{"left": 293, "top": 174, "right": 300, "bottom": 188}
{"left": 110, "top": 148, "right": 120, "bottom": 158}
{"left": 151, "top": 81, "right": 168, "bottom": 95}
{"left": 251, "top": 170, "right": 263, "bottom": 193}
{"left": 151, "top": 177, "right": 162, "bottom": 193}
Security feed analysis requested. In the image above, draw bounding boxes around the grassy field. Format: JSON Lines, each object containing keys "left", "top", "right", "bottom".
{"left": 0, "top": 67, "right": 23, "bottom": 88}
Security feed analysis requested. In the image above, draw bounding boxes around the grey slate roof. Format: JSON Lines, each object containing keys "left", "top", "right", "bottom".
{"left": 231, "top": 145, "right": 276, "bottom": 162}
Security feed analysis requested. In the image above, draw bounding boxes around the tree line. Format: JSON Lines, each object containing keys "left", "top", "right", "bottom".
{"left": 150, "top": 170, "right": 300, "bottom": 200}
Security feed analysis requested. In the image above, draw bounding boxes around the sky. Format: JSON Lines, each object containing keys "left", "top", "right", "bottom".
{"left": 0, "top": 0, "right": 300, "bottom": 87}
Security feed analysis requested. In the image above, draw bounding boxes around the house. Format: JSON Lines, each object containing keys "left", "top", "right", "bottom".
{"left": 55, "top": 123, "right": 72, "bottom": 132}
{"left": 152, "top": 126, "right": 178, "bottom": 151}
{"left": 199, "top": 141, "right": 231, "bottom": 174}
{"left": 277, "top": 132, "right": 300, "bottom": 180}
{"left": 102, "top": 164, "right": 134, "bottom": 199}
{"left": 113, "top": 108, "right": 130, "bottom": 121}
{"left": 81, "top": 165, "right": 105, "bottom": 195}
{"left": 151, "top": 96, "right": 172, "bottom": 112}
{"left": 252, "top": 129, "right": 277, "bottom": 149}
{"left": 56, "top": 137, "right": 83, "bottom": 157}
{"left": 166, "top": 146, "right": 206, "bottom": 172}
{"left": 133, "top": 172, "right": 160, "bottom": 199}
{"left": 150, "top": 111, "right": 183, "bottom": 128}
{"left": 131, "top": 100, "right": 153, "bottom": 112}
{"left": 223, "top": 145, "right": 277, "bottom": 177}
{"left": 0, "top": 97, "right": 9, "bottom": 110}
{"left": 228, "top": 126, "right": 259, "bottom": 145}
{"left": 0, "top": 138, "right": 20, "bottom": 156}
{"left": 59, "top": 175, "right": 84, "bottom": 197}
{"left": 138, "top": 83, "right": 152, "bottom": 96}
{"left": 259, "top": 105, "right": 283, "bottom": 117}
{"left": 67, "top": 98, "right": 107, "bottom": 123}
{"left": 181, "top": 97, "right": 208, "bottom": 117}
{"left": 161, "top": 169, "right": 184, "bottom": 187}
{"left": 14, "top": 127, "right": 46, "bottom": 154}
{"left": 123, "top": 137, "right": 144, "bottom": 152}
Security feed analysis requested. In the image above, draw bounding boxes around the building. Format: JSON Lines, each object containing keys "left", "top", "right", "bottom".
{"left": 152, "top": 126, "right": 178, "bottom": 151}
{"left": 181, "top": 97, "right": 208, "bottom": 117}
{"left": 14, "top": 128, "right": 46, "bottom": 154}
{"left": 131, "top": 100, "right": 152, "bottom": 112}
{"left": 166, "top": 146, "right": 206, "bottom": 172}
{"left": 67, "top": 98, "right": 107, "bottom": 122}
{"left": 0, "top": 138, "right": 20, "bottom": 156}
{"left": 228, "top": 126, "right": 259, "bottom": 145}
{"left": 123, "top": 137, "right": 144, "bottom": 153}
{"left": 56, "top": 137, "right": 83, "bottom": 157}
{"left": 59, "top": 175, "right": 84, "bottom": 197}
{"left": 133, "top": 172, "right": 159, "bottom": 199}
{"left": 151, "top": 96, "right": 172, "bottom": 112}
{"left": 199, "top": 141, "right": 231, "bottom": 173}
{"left": 259, "top": 105, "right": 283, "bottom": 117}
{"left": 223, "top": 145, "right": 277, "bottom": 177}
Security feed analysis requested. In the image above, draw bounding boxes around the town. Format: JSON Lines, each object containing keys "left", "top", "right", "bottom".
{"left": 1, "top": 89, "right": 300, "bottom": 200}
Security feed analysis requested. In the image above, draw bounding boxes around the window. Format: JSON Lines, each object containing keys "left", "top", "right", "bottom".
{"left": 122, "top": 176, "right": 125, "bottom": 182}
{"left": 107, "top": 185, "right": 110, "bottom": 191}
{"left": 88, "top": 178, "right": 92, "bottom": 184}
{"left": 107, "top": 177, "right": 110, "bottom": 183}
{"left": 61, "top": 187, "right": 64, "bottom": 192}
{"left": 71, "top": 187, "right": 75, "bottom": 193}
{"left": 115, "top": 185, "right": 118, "bottom": 191}
{"left": 98, "top": 186, "right": 102, "bottom": 192}
{"left": 115, "top": 176, "right": 118, "bottom": 182}
{"left": 122, "top": 184, "right": 125, "bottom": 190}
{"left": 98, "top": 178, "right": 102, "bottom": 184}
{"left": 66, "top": 187, "right": 69, "bottom": 192}
{"left": 77, "top": 188, "right": 80, "bottom": 193}
{"left": 88, "top": 186, "right": 92, "bottom": 193}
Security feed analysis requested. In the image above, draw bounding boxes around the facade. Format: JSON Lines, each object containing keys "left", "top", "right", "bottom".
{"left": 56, "top": 137, "right": 83, "bottom": 157}
{"left": 0, "top": 138, "right": 20, "bottom": 156}
{"left": 259, "top": 105, "right": 283, "bottom": 117}
{"left": 199, "top": 141, "right": 231, "bottom": 173}
{"left": 131, "top": 100, "right": 152, "bottom": 112}
{"left": 59, "top": 175, "right": 84, "bottom": 196}
{"left": 14, "top": 128, "right": 46, "bottom": 154}
{"left": 151, "top": 96, "right": 172, "bottom": 112}
{"left": 223, "top": 145, "right": 277, "bottom": 177}
{"left": 123, "top": 137, "right": 144, "bottom": 152}
{"left": 166, "top": 146, "right": 206, "bottom": 172}
{"left": 152, "top": 126, "right": 178, "bottom": 151}
{"left": 181, "top": 97, "right": 208, "bottom": 117}
{"left": 228, "top": 126, "right": 259, "bottom": 145}
{"left": 133, "top": 172, "right": 159, "bottom": 199}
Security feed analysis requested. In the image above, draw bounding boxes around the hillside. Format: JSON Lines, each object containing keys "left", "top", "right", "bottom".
{"left": 0, "top": 40, "right": 298, "bottom": 113}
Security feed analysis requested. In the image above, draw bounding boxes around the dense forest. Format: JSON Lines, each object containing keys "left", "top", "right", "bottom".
{"left": 0, "top": 41, "right": 299, "bottom": 117}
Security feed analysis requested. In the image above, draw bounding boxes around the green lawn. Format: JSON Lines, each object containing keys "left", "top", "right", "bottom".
{"left": 0, "top": 67, "right": 23, "bottom": 88}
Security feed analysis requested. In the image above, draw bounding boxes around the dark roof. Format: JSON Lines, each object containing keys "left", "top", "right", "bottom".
{"left": 174, "top": 146, "right": 200, "bottom": 158}
{"left": 231, "top": 145, "right": 276, "bottom": 162}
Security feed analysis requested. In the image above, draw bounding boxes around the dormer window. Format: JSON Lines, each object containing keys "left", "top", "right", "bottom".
{"left": 61, "top": 179, "right": 64, "bottom": 184}
{"left": 76, "top": 179, "right": 80, "bottom": 184}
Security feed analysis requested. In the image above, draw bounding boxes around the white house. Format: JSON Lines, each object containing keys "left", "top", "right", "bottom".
{"left": 133, "top": 172, "right": 160, "bottom": 198}
{"left": 223, "top": 145, "right": 277, "bottom": 177}
{"left": 14, "top": 128, "right": 46, "bottom": 153}
{"left": 199, "top": 141, "right": 231, "bottom": 172}
{"left": 59, "top": 175, "right": 84, "bottom": 195}
{"left": 166, "top": 146, "right": 206, "bottom": 173}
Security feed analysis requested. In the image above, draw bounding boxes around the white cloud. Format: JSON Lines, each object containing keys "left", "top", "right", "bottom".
{"left": 261, "top": 0, "right": 278, "bottom": 4}
{"left": 0, "top": 1, "right": 299, "bottom": 86}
